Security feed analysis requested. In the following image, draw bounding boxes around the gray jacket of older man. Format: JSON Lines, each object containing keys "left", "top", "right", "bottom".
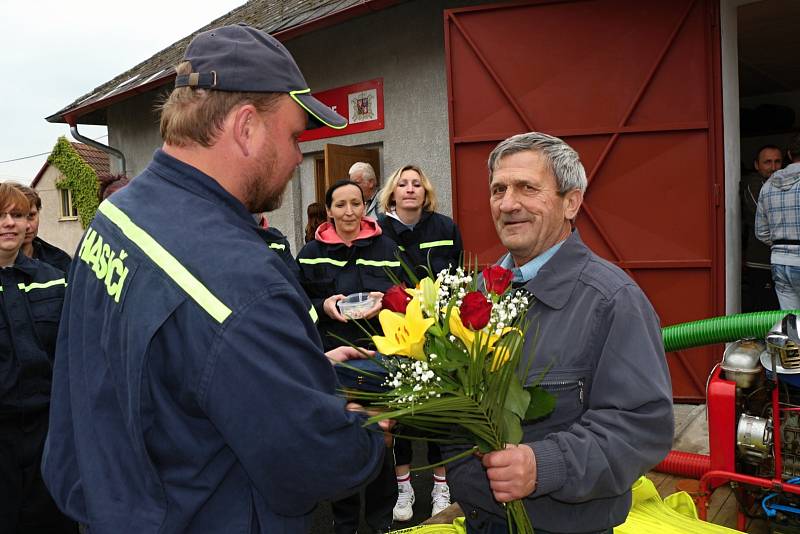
{"left": 446, "top": 231, "right": 673, "bottom": 533}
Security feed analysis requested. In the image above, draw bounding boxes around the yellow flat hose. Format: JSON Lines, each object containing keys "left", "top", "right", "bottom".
{"left": 389, "top": 477, "right": 742, "bottom": 533}
{"left": 615, "top": 477, "right": 743, "bottom": 533}
{"left": 390, "top": 517, "right": 466, "bottom": 533}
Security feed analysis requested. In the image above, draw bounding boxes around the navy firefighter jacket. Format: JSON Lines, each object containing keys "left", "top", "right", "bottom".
{"left": 378, "top": 210, "right": 463, "bottom": 284}
{"left": 41, "top": 150, "right": 385, "bottom": 534}
{"left": 0, "top": 253, "right": 65, "bottom": 414}
{"left": 254, "top": 221, "right": 300, "bottom": 283}
{"left": 31, "top": 236, "right": 73, "bottom": 275}
{"left": 296, "top": 219, "right": 400, "bottom": 351}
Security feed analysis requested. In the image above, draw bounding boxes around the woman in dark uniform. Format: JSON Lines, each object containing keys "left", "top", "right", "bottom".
{"left": 377, "top": 165, "right": 463, "bottom": 522}
{"left": 0, "top": 183, "right": 75, "bottom": 533}
{"left": 296, "top": 180, "right": 399, "bottom": 534}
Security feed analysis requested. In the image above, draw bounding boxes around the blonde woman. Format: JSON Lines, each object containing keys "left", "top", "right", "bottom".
{"left": 377, "top": 165, "right": 463, "bottom": 520}
{"left": 377, "top": 164, "right": 462, "bottom": 283}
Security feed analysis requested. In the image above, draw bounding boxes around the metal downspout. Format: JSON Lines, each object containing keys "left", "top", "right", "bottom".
{"left": 69, "top": 125, "right": 126, "bottom": 176}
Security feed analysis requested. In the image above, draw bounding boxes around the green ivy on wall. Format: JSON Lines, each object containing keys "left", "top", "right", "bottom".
{"left": 50, "top": 136, "right": 100, "bottom": 229}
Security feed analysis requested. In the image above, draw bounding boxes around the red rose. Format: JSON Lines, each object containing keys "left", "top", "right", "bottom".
{"left": 460, "top": 291, "right": 492, "bottom": 330}
{"left": 382, "top": 284, "right": 411, "bottom": 313}
{"left": 482, "top": 265, "right": 514, "bottom": 295}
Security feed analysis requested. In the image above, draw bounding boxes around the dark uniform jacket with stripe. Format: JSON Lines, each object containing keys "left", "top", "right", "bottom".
{"left": 31, "top": 236, "right": 72, "bottom": 275}
{"left": 0, "top": 253, "right": 65, "bottom": 414}
{"left": 378, "top": 211, "right": 463, "bottom": 284}
{"left": 42, "top": 150, "right": 385, "bottom": 534}
{"left": 296, "top": 219, "right": 400, "bottom": 351}
{"left": 254, "top": 221, "right": 300, "bottom": 283}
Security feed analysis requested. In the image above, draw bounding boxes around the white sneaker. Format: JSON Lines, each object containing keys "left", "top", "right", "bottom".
{"left": 393, "top": 483, "right": 415, "bottom": 522}
{"left": 431, "top": 483, "right": 451, "bottom": 516}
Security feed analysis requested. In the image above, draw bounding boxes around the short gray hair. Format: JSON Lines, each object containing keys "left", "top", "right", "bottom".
{"left": 348, "top": 161, "right": 376, "bottom": 183}
{"left": 487, "top": 132, "right": 587, "bottom": 194}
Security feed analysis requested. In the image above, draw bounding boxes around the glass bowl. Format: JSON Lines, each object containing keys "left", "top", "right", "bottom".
{"left": 337, "top": 292, "right": 380, "bottom": 319}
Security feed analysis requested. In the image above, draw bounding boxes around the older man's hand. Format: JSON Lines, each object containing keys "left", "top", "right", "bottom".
{"left": 481, "top": 444, "right": 537, "bottom": 502}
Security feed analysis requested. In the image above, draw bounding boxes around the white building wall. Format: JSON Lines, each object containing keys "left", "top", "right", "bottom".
{"left": 33, "top": 165, "right": 84, "bottom": 256}
{"left": 106, "top": 88, "right": 168, "bottom": 177}
{"left": 721, "top": 0, "right": 745, "bottom": 314}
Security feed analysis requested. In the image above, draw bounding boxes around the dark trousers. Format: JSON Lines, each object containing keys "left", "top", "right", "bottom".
{"left": 742, "top": 266, "right": 779, "bottom": 312}
{"left": 466, "top": 516, "right": 613, "bottom": 534}
{"left": 0, "top": 410, "right": 77, "bottom": 534}
{"left": 332, "top": 448, "right": 397, "bottom": 534}
{"left": 394, "top": 430, "right": 443, "bottom": 467}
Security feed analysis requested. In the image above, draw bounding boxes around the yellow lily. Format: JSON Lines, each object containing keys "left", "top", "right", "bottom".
{"left": 404, "top": 277, "right": 440, "bottom": 318}
{"left": 448, "top": 308, "right": 516, "bottom": 371}
{"left": 372, "top": 297, "right": 435, "bottom": 360}
{"left": 490, "top": 344, "right": 514, "bottom": 372}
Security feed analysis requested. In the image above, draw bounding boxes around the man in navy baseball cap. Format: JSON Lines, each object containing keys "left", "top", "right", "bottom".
{"left": 42, "top": 23, "right": 389, "bottom": 534}
{"left": 175, "top": 23, "right": 346, "bottom": 129}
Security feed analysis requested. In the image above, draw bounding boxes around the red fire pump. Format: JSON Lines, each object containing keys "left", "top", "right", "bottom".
{"left": 657, "top": 314, "right": 800, "bottom": 532}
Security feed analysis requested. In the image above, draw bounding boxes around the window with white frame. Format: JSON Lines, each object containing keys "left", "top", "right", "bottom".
{"left": 60, "top": 188, "right": 78, "bottom": 219}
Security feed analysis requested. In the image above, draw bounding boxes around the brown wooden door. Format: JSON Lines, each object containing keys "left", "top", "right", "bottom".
{"left": 445, "top": 0, "right": 724, "bottom": 401}
{"left": 322, "top": 144, "right": 381, "bottom": 196}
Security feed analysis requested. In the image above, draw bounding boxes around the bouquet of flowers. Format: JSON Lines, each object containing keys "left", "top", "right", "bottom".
{"left": 343, "top": 263, "right": 554, "bottom": 534}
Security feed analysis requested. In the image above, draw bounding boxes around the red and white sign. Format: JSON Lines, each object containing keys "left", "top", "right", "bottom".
{"left": 299, "top": 78, "right": 384, "bottom": 142}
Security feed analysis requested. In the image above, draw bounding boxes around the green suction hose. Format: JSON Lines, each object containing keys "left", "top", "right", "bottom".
{"left": 662, "top": 310, "right": 800, "bottom": 352}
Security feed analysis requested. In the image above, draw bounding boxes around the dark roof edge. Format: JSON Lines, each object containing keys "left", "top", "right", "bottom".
{"left": 47, "top": 70, "right": 175, "bottom": 126}
{"left": 30, "top": 160, "right": 51, "bottom": 188}
{"left": 47, "top": 0, "right": 403, "bottom": 126}
{"left": 31, "top": 142, "right": 111, "bottom": 188}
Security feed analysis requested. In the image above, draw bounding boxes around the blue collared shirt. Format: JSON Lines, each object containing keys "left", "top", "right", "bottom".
{"left": 499, "top": 240, "right": 565, "bottom": 283}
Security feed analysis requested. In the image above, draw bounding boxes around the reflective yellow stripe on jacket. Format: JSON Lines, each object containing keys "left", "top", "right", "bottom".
{"left": 98, "top": 201, "right": 233, "bottom": 324}
{"left": 298, "top": 258, "right": 348, "bottom": 267}
{"left": 355, "top": 259, "right": 400, "bottom": 268}
{"left": 419, "top": 240, "right": 454, "bottom": 249}
{"left": 18, "top": 279, "right": 67, "bottom": 292}
{"left": 298, "top": 258, "right": 398, "bottom": 268}
{"left": 0, "top": 278, "right": 67, "bottom": 292}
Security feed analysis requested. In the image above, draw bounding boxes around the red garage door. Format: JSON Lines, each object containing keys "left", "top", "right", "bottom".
{"left": 445, "top": 0, "right": 724, "bottom": 401}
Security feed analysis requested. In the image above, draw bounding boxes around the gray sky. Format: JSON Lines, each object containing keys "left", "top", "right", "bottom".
{"left": 0, "top": 0, "right": 246, "bottom": 184}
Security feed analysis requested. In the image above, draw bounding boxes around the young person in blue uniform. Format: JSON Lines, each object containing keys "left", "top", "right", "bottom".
{"left": 377, "top": 165, "right": 463, "bottom": 521}
{"left": 253, "top": 212, "right": 300, "bottom": 282}
{"left": 15, "top": 185, "right": 72, "bottom": 275}
{"left": 42, "top": 24, "right": 389, "bottom": 534}
{"left": 0, "top": 183, "right": 74, "bottom": 533}
{"left": 297, "top": 179, "right": 400, "bottom": 534}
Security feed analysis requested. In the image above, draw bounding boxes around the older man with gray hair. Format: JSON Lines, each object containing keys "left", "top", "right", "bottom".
{"left": 445, "top": 132, "right": 673, "bottom": 534}
{"left": 349, "top": 161, "right": 380, "bottom": 218}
